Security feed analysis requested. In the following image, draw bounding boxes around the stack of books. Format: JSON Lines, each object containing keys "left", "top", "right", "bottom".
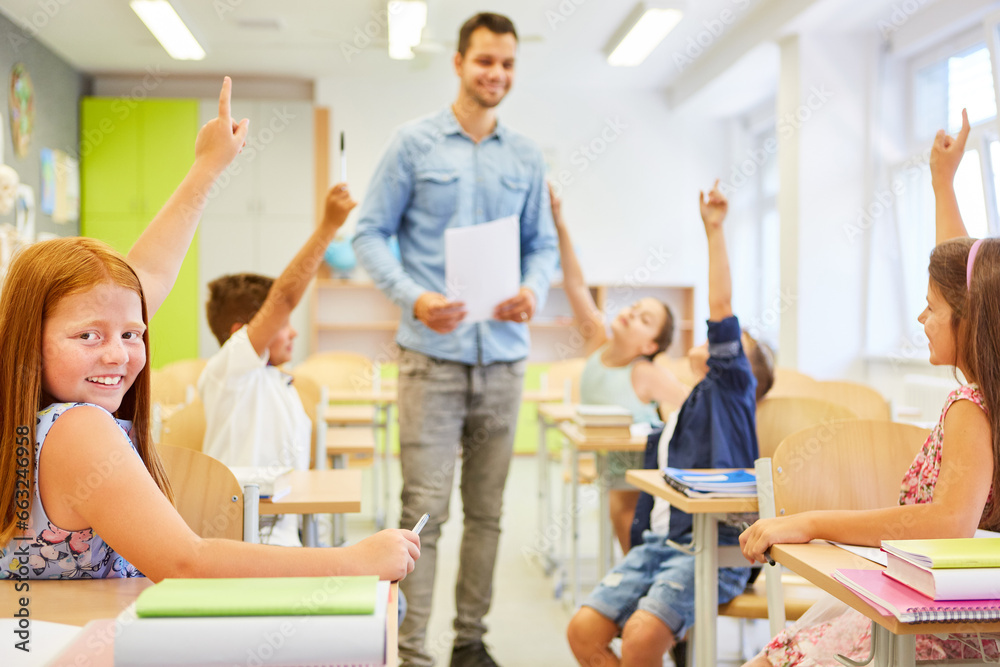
{"left": 572, "top": 404, "right": 633, "bottom": 440}
{"left": 114, "top": 575, "right": 390, "bottom": 666}
{"left": 833, "top": 538, "right": 1000, "bottom": 623}
{"left": 661, "top": 467, "right": 757, "bottom": 498}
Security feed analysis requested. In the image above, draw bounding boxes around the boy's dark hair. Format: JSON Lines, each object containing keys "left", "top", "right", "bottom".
{"left": 645, "top": 301, "right": 675, "bottom": 361}
{"left": 206, "top": 273, "right": 273, "bottom": 346}
{"left": 457, "top": 13, "right": 517, "bottom": 55}
{"left": 742, "top": 331, "right": 775, "bottom": 402}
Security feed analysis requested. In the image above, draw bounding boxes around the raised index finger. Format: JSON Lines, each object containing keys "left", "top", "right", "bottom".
{"left": 218, "top": 76, "right": 232, "bottom": 120}
{"left": 956, "top": 107, "right": 970, "bottom": 149}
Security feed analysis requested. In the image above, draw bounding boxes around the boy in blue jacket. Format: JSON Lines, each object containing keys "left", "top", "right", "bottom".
{"left": 567, "top": 182, "right": 774, "bottom": 666}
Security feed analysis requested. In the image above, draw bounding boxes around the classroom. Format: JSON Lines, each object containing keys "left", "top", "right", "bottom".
{"left": 2, "top": 0, "right": 1000, "bottom": 666}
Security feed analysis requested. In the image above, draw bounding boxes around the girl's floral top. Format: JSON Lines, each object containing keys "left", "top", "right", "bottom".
{"left": 0, "top": 403, "right": 143, "bottom": 579}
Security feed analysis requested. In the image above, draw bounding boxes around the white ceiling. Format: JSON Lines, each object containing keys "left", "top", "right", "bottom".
{"left": 0, "top": 0, "right": 956, "bottom": 98}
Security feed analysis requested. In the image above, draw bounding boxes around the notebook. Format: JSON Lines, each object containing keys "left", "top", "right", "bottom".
{"left": 135, "top": 575, "right": 379, "bottom": 617}
{"left": 661, "top": 468, "right": 757, "bottom": 497}
{"left": 881, "top": 538, "right": 1000, "bottom": 569}
{"left": 116, "top": 580, "right": 390, "bottom": 667}
{"left": 834, "top": 568, "right": 1000, "bottom": 623}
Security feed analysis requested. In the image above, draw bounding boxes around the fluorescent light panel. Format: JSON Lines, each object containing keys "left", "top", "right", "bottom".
{"left": 388, "top": 0, "right": 427, "bottom": 60}
{"left": 608, "top": 7, "right": 683, "bottom": 67}
{"left": 130, "top": 0, "right": 205, "bottom": 61}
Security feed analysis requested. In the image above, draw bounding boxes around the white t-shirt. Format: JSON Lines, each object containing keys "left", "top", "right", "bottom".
{"left": 198, "top": 327, "right": 310, "bottom": 546}
{"left": 650, "top": 409, "right": 680, "bottom": 535}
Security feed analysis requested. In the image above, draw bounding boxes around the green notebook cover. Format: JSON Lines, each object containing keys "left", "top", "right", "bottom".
{"left": 135, "top": 576, "right": 379, "bottom": 617}
{"left": 882, "top": 538, "right": 1000, "bottom": 569}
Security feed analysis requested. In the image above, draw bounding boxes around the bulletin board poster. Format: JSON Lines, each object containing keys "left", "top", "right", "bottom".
{"left": 53, "top": 150, "right": 79, "bottom": 223}
{"left": 8, "top": 64, "right": 34, "bottom": 158}
{"left": 40, "top": 148, "right": 55, "bottom": 215}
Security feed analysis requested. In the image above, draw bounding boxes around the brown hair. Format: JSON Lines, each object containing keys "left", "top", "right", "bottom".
{"left": 457, "top": 13, "right": 517, "bottom": 56}
{"left": 930, "top": 237, "right": 1000, "bottom": 529}
{"left": 742, "top": 331, "right": 775, "bottom": 402}
{"left": 0, "top": 238, "right": 172, "bottom": 546}
{"left": 205, "top": 273, "right": 273, "bottom": 346}
{"left": 644, "top": 301, "right": 675, "bottom": 361}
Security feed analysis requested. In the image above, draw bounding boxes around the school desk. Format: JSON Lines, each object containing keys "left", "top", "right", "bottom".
{"left": 625, "top": 468, "right": 758, "bottom": 667}
{"left": 260, "top": 468, "right": 363, "bottom": 547}
{"left": 772, "top": 542, "right": 1000, "bottom": 667}
{"left": 532, "top": 402, "right": 577, "bottom": 576}
{"left": 558, "top": 422, "right": 647, "bottom": 606}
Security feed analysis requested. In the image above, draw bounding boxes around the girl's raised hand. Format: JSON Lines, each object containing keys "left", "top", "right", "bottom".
{"left": 930, "top": 108, "right": 970, "bottom": 188}
{"left": 547, "top": 181, "right": 564, "bottom": 228}
{"left": 194, "top": 76, "right": 250, "bottom": 177}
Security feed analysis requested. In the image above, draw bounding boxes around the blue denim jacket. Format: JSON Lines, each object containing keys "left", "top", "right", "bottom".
{"left": 353, "top": 108, "right": 558, "bottom": 365}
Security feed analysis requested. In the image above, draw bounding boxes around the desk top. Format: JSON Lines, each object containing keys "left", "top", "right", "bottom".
{"left": 538, "top": 402, "right": 577, "bottom": 422}
{"left": 1, "top": 578, "right": 153, "bottom": 626}
{"left": 324, "top": 390, "right": 398, "bottom": 404}
{"left": 522, "top": 389, "right": 564, "bottom": 404}
{"left": 558, "top": 422, "right": 647, "bottom": 452}
{"left": 260, "top": 469, "right": 363, "bottom": 515}
{"left": 772, "top": 542, "right": 1000, "bottom": 635}
{"left": 625, "top": 469, "right": 759, "bottom": 514}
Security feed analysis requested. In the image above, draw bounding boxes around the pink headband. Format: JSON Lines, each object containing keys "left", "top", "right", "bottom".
{"left": 967, "top": 238, "right": 985, "bottom": 290}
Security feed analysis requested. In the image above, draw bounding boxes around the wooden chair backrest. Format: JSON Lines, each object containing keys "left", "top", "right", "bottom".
{"left": 156, "top": 444, "right": 243, "bottom": 540}
{"left": 159, "top": 397, "right": 207, "bottom": 451}
{"left": 151, "top": 358, "right": 208, "bottom": 405}
{"left": 803, "top": 380, "right": 892, "bottom": 422}
{"left": 755, "top": 397, "right": 858, "bottom": 459}
{"left": 767, "top": 367, "right": 819, "bottom": 398}
{"left": 290, "top": 374, "right": 323, "bottom": 468}
{"left": 772, "top": 420, "right": 929, "bottom": 516}
{"left": 294, "top": 351, "right": 375, "bottom": 394}
{"left": 545, "top": 357, "right": 586, "bottom": 403}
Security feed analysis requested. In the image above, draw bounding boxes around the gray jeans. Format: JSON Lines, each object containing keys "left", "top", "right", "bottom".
{"left": 396, "top": 348, "right": 525, "bottom": 667}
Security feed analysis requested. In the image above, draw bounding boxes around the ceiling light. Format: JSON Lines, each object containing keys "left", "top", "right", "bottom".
{"left": 606, "top": 3, "right": 684, "bottom": 67}
{"left": 130, "top": 0, "right": 206, "bottom": 61}
{"left": 387, "top": 1, "right": 427, "bottom": 60}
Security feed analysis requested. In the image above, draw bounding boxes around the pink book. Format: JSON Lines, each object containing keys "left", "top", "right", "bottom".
{"left": 834, "top": 568, "right": 1000, "bottom": 623}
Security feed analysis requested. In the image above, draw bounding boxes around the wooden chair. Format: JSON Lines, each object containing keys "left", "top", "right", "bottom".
{"left": 156, "top": 443, "right": 257, "bottom": 542}
{"left": 767, "top": 367, "right": 819, "bottom": 398}
{"left": 755, "top": 396, "right": 858, "bottom": 458}
{"left": 542, "top": 357, "right": 587, "bottom": 402}
{"left": 802, "top": 380, "right": 892, "bottom": 422}
{"left": 158, "top": 397, "right": 207, "bottom": 452}
{"left": 755, "top": 419, "right": 929, "bottom": 635}
{"left": 151, "top": 358, "right": 208, "bottom": 406}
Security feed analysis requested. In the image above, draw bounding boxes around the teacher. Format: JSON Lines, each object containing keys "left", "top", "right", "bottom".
{"left": 353, "top": 12, "right": 558, "bottom": 667}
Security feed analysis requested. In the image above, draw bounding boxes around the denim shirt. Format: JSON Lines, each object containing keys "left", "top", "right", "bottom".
{"left": 354, "top": 108, "right": 558, "bottom": 365}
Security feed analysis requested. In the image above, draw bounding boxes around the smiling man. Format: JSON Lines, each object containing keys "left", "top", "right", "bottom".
{"left": 354, "top": 12, "right": 558, "bottom": 667}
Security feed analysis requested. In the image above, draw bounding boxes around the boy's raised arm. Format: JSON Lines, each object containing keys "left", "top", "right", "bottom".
{"left": 700, "top": 180, "right": 733, "bottom": 322}
{"left": 128, "top": 77, "right": 249, "bottom": 318}
{"left": 246, "top": 184, "right": 356, "bottom": 357}
{"left": 930, "top": 107, "right": 971, "bottom": 244}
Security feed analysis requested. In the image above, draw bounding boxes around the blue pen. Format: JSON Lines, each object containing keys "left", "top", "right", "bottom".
{"left": 412, "top": 513, "right": 429, "bottom": 535}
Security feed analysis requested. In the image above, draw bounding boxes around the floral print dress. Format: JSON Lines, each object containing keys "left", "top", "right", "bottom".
{"left": 0, "top": 403, "right": 143, "bottom": 579}
{"left": 761, "top": 385, "right": 999, "bottom": 665}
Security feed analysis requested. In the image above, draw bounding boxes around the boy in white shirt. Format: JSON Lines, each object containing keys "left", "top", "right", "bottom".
{"left": 199, "top": 183, "right": 355, "bottom": 546}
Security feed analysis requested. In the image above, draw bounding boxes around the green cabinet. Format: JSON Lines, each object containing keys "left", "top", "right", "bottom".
{"left": 81, "top": 98, "right": 199, "bottom": 368}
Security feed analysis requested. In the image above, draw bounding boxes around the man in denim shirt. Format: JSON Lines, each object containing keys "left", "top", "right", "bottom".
{"left": 353, "top": 12, "right": 557, "bottom": 667}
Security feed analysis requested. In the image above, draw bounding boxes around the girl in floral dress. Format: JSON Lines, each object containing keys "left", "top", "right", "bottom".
{"left": 740, "top": 113, "right": 1000, "bottom": 666}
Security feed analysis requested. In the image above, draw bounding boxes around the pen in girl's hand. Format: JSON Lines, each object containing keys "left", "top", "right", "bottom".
{"left": 741, "top": 521, "right": 775, "bottom": 566}
{"left": 412, "top": 513, "right": 429, "bottom": 535}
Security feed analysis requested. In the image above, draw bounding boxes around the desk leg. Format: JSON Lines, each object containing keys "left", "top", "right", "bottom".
{"left": 332, "top": 453, "right": 347, "bottom": 547}
{"left": 372, "top": 405, "right": 384, "bottom": 531}
{"left": 383, "top": 403, "right": 393, "bottom": 529}
{"left": 692, "top": 513, "right": 718, "bottom": 667}
{"left": 302, "top": 513, "right": 317, "bottom": 547}
{"left": 537, "top": 418, "right": 551, "bottom": 574}
{"left": 596, "top": 453, "right": 611, "bottom": 579}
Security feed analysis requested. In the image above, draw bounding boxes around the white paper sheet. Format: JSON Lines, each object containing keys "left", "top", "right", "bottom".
{"left": 444, "top": 216, "right": 520, "bottom": 323}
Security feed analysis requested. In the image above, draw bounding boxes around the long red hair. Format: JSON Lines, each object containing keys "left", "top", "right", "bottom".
{"left": 0, "top": 238, "right": 172, "bottom": 546}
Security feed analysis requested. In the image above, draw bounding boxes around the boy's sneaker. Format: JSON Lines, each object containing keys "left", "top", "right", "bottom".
{"left": 450, "top": 641, "right": 499, "bottom": 667}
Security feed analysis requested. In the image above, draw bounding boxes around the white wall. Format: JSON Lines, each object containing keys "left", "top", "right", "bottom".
{"left": 315, "top": 67, "right": 729, "bottom": 341}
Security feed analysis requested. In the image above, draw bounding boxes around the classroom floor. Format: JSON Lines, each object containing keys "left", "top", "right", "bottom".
{"left": 341, "top": 456, "right": 772, "bottom": 667}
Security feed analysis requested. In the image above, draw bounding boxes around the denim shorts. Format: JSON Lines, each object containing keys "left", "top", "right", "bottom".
{"left": 582, "top": 529, "right": 750, "bottom": 639}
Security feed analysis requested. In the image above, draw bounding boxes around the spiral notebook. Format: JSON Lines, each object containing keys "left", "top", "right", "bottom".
{"left": 834, "top": 568, "right": 1000, "bottom": 623}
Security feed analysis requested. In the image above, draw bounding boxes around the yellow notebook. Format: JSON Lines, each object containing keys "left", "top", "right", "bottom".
{"left": 135, "top": 575, "right": 378, "bottom": 617}
{"left": 881, "top": 538, "right": 1000, "bottom": 569}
